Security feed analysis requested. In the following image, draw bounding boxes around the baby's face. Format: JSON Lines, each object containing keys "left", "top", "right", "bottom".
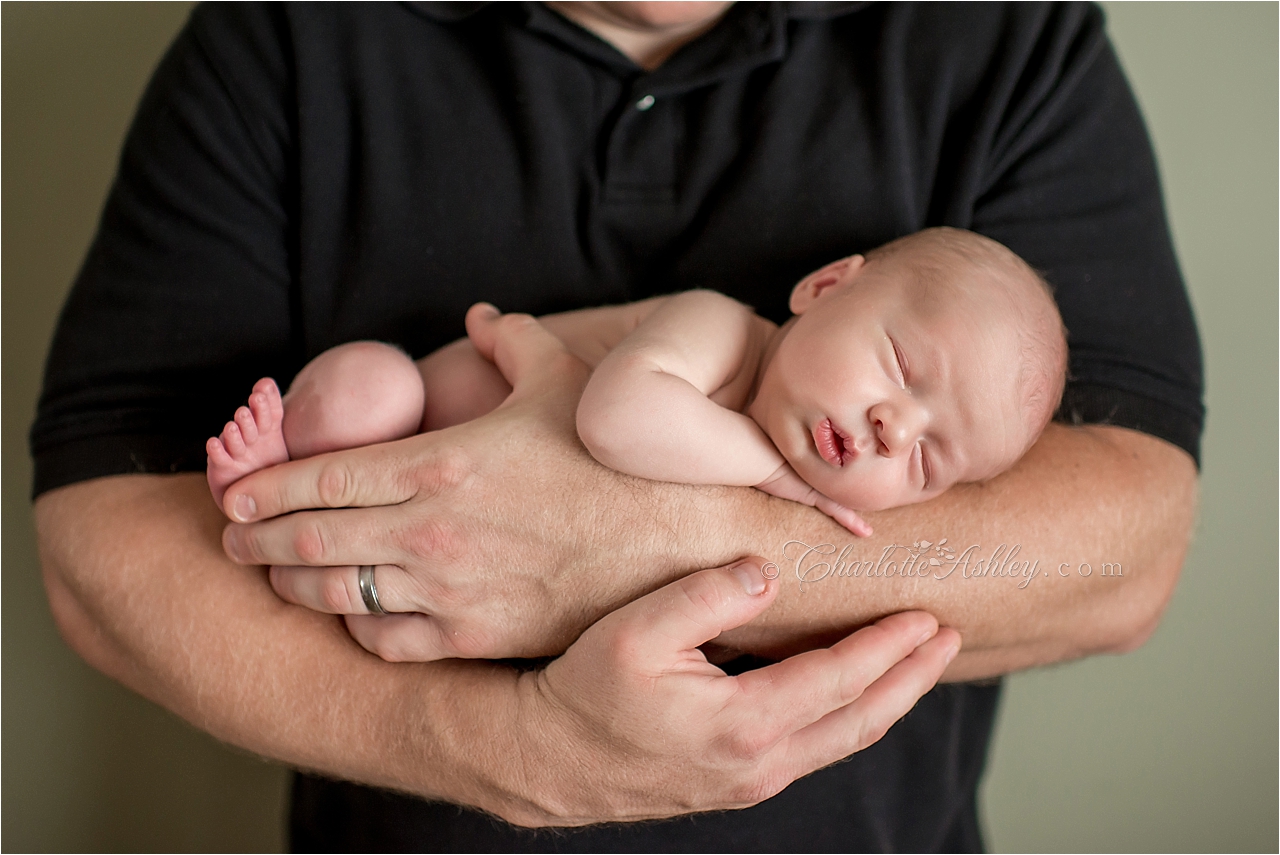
{"left": 748, "top": 253, "right": 1031, "bottom": 512}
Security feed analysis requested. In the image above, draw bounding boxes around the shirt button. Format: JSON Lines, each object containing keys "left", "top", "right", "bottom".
{"left": 635, "top": 94, "right": 656, "bottom": 111}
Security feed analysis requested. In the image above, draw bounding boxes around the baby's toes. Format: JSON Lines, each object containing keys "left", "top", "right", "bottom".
{"left": 234, "top": 405, "right": 259, "bottom": 444}
{"left": 207, "top": 436, "right": 233, "bottom": 466}
{"left": 248, "top": 380, "right": 283, "bottom": 431}
{"left": 221, "top": 420, "right": 247, "bottom": 457}
{"left": 247, "top": 392, "right": 271, "bottom": 432}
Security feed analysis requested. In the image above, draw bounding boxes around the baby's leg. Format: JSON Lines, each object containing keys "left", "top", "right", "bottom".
{"left": 281, "top": 341, "right": 425, "bottom": 457}
{"left": 207, "top": 341, "right": 425, "bottom": 509}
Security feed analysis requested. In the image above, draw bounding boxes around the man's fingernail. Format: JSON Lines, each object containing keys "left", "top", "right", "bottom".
{"left": 221, "top": 527, "right": 241, "bottom": 560}
{"left": 232, "top": 494, "right": 256, "bottom": 522}
{"left": 917, "top": 629, "right": 936, "bottom": 647}
{"left": 944, "top": 641, "right": 961, "bottom": 665}
{"left": 731, "top": 561, "right": 766, "bottom": 595}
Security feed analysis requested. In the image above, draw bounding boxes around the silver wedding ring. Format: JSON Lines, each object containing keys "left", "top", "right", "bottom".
{"left": 358, "top": 565, "right": 389, "bottom": 615}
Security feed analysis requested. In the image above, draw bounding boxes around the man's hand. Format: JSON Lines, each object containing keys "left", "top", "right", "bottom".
{"left": 36, "top": 473, "right": 957, "bottom": 820}
{"left": 220, "top": 310, "right": 721, "bottom": 661}
{"left": 491, "top": 560, "right": 960, "bottom": 826}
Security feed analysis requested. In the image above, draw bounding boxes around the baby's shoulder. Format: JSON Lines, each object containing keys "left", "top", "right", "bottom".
{"left": 666, "top": 288, "right": 756, "bottom": 318}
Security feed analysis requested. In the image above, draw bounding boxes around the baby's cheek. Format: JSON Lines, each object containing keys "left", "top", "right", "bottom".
{"left": 817, "top": 462, "right": 911, "bottom": 512}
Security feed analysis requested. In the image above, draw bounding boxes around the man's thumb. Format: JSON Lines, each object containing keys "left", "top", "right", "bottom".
{"left": 464, "top": 302, "right": 583, "bottom": 398}
{"left": 464, "top": 302, "right": 502, "bottom": 361}
{"left": 609, "top": 558, "right": 778, "bottom": 659}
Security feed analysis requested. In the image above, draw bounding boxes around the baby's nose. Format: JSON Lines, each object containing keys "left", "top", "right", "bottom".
{"left": 875, "top": 418, "right": 911, "bottom": 455}
{"left": 873, "top": 402, "right": 926, "bottom": 455}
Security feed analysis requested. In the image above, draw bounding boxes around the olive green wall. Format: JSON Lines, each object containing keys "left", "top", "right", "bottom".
{"left": 982, "top": 4, "right": 1278, "bottom": 852}
{"left": 2, "top": 3, "right": 1275, "bottom": 851}
{"left": 2, "top": 4, "right": 287, "bottom": 851}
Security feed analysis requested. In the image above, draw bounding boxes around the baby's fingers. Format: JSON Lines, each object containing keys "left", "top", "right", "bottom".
{"left": 816, "top": 496, "right": 872, "bottom": 537}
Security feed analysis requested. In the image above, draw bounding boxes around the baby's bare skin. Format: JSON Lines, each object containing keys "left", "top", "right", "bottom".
{"left": 208, "top": 229, "right": 1066, "bottom": 539}
{"left": 206, "top": 299, "right": 668, "bottom": 509}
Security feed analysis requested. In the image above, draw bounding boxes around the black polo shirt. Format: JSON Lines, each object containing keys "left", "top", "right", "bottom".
{"left": 31, "top": 2, "right": 1203, "bottom": 851}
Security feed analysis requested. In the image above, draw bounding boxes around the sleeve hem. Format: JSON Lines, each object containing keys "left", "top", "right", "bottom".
{"left": 1057, "top": 382, "right": 1203, "bottom": 468}
{"left": 32, "top": 434, "right": 209, "bottom": 499}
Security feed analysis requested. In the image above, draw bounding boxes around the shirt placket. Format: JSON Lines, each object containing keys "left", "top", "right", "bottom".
{"left": 601, "top": 85, "right": 677, "bottom": 207}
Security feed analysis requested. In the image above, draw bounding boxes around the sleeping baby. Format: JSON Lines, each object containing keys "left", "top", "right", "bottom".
{"left": 207, "top": 227, "right": 1067, "bottom": 540}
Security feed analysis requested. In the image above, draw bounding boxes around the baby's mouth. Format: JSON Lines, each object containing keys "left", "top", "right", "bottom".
{"left": 814, "top": 418, "right": 855, "bottom": 467}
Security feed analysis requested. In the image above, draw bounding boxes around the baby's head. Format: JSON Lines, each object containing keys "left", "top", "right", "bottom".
{"left": 748, "top": 227, "right": 1066, "bottom": 511}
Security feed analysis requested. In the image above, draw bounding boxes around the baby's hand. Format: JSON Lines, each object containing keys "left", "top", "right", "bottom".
{"left": 756, "top": 464, "right": 872, "bottom": 537}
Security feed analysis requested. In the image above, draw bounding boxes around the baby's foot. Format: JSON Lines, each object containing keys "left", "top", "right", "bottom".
{"left": 206, "top": 378, "right": 290, "bottom": 513}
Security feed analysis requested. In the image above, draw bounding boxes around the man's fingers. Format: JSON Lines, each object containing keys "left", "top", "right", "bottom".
{"left": 596, "top": 559, "right": 778, "bottom": 665}
{"left": 344, "top": 613, "right": 458, "bottom": 662}
{"left": 270, "top": 564, "right": 480, "bottom": 661}
{"left": 224, "top": 310, "right": 585, "bottom": 526}
{"left": 730, "top": 611, "right": 940, "bottom": 746}
{"left": 269, "top": 563, "right": 425, "bottom": 615}
{"left": 224, "top": 502, "right": 418, "bottom": 566}
{"left": 464, "top": 302, "right": 503, "bottom": 361}
{"left": 777, "top": 628, "right": 961, "bottom": 776}
{"left": 220, "top": 437, "right": 439, "bottom": 523}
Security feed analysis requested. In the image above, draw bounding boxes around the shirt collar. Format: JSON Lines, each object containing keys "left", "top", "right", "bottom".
{"left": 405, "top": 2, "right": 867, "bottom": 92}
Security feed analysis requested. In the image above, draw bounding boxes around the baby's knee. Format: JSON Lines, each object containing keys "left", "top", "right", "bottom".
{"left": 283, "top": 341, "right": 425, "bottom": 457}
{"left": 306, "top": 341, "right": 419, "bottom": 389}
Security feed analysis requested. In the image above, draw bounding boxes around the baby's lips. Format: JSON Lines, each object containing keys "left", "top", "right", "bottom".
{"left": 814, "top": 417, "right": 855, "bottom": 467}
{"left": 813, "top": 418, "right": 839, "bottom": 466}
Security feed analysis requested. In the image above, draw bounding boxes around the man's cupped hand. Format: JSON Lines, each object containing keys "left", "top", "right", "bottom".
{"left": 506, "top": 571, "right": 957, "bottom": 825}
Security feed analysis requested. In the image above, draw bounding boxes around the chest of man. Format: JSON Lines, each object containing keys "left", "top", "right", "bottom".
{"left": 281, "top": 3, "right": 992, "bottom": 359}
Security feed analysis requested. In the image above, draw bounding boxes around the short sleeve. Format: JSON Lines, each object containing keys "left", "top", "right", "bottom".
{"left": 30, "top": 4, "right": 303, "bottom": 496}
{"left": 965, "top": 3, "right": 1205, "bottom": 463}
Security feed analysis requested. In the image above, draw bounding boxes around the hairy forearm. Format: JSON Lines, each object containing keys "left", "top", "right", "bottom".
{"left": 696, "top": 424, "right": 1198, "bottom": 679}
{"left": 35, "top": 474, "right": 532, "bottom": 812}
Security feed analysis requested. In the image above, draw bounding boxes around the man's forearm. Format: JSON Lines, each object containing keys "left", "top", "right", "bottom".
{"left": 698, "top": 424, "right": 1198, "bottom": 680}
{"left": 35, "top": 471, "right": 960, "bottom": 827}
{"left": 208, "top": 335, "right": 1195, "bottom": 680}
{"left": 35, "top": 474, "right": 533, "bottom": 813}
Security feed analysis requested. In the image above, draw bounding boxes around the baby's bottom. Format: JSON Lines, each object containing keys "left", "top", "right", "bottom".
{"left": 206, "top": 339, "right": 512, "bottom": 509}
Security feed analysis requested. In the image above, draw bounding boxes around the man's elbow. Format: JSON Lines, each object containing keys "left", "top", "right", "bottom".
{"left": 1102, "top": 454, "right": 1198, "bottom": 654}
{"left": 1101, "top": 566, "right": 1178, "bottom": 655}
{"left": 40, "top": 549, "right": 130, "bottom": 683}
{"left": 1108, "top": 614, "right": 1162, "bottom": 654}
{"left": 35, "top": 492, "right": 132, "bottom": 686}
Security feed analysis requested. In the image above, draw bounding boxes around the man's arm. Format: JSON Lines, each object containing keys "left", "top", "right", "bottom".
{"left": 714, "top": 421, "right": 1198, "bottom": 680}
{"left": 225, "top": 319, "right": 1195, "bottom": 676}
{"left": 36, "top": 471, "right": 957, "bottom": 826}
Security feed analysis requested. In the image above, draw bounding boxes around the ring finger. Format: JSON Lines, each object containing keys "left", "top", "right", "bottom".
{"left": 269, "top": 563, "right": 424, "bottom": 616}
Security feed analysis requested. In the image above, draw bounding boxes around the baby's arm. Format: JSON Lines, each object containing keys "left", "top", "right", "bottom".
{"left": 756, "top": 465, "right": 872, "bottom": 537}
{"left": 577, "top": 290, "right": 787, "bottom": 487}
{"left": 430, "top": 297, "right": 868, "bottom": 535}
{"left": 574, "top": 292, "right": 869, "bottom": 535}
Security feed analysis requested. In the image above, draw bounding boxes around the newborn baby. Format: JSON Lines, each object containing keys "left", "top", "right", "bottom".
{"left": 207, "top": 228, "right": 1067, "bottom": 537}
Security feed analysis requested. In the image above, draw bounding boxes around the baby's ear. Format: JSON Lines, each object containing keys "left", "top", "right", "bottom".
{"left": 789, "top": 255, "right": 864, "bottom": 314}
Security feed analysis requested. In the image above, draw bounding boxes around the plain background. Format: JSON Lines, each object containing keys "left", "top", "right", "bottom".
{"left": 2, "top": 3, "right": 1275, "bottom": 851}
